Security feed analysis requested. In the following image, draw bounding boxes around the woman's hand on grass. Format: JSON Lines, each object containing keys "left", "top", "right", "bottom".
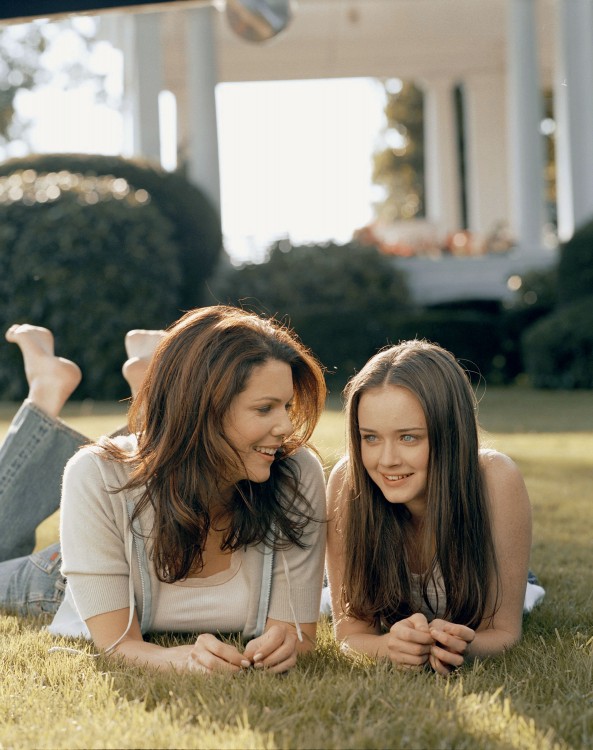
{"left": 428, "top": 620, "right": 475, "bottom": 675}
{"left": 386, "top": 613, "right": 433, "bottom": 669}
{"left": 187, "top": 633, "right": 249, "bottom": 674}
{"left": 242, "top": 623, "right": 299, "bottom": 673}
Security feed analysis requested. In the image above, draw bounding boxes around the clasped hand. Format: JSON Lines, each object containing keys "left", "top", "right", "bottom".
{"left": 387, "top": 613, "right": 474, "bottom": 676}
{"left": 186, "top": 624, "right": 298, "bottom": 675}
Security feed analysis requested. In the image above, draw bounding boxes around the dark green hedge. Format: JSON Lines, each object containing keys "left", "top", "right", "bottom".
{"left": 0, "top": 170, "right": 182, "bottom": 400}
{"left": 304, "top": 307, "right": 511, "bottom": 391}
{"left": 211, "top": 241, "right": 410, "bottom": 389}
{"left": 521, "top": 297, "right": 593, "bottom": 388}
{"left": 557, "top": 218, "right": 593, "bottom": 306}
{"left": 0, "top": 153, "right": 222, "bottom": 309}
{"left": 386, "top": 308, "right": 506, "bottom": 386}
{"left": 502, "top": 264, "right": 558, "bottom": 378}
{"left": 517, "top": 220, "right": 593, "bottom": 388}
{"left": 212, "top": 239, "right": 410, "bottom": 316}
{"left": 211, "top": 241, "right": 521, "bottom": 389}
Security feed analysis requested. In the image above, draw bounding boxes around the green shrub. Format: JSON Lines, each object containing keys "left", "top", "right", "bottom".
{"left": 517, "top": 222, "right": 593, "bottom": 389}
{"left": 213, "top": 239, "right": 410, "bottom": 316}
{"left": 0, "top": 153, "right": 222, "bottom": 309}
{"left": 557, "top": 218, "right": 593, "bottom": 306}
{"left": 386, "top": 308, "right": 506, "bottom": 385}
{"left": 211, "top": 240, "right": 410, "bottom": 388}
{"left": 521, "top": 297, "right": 593, "bottom": 388}
{"left": 511, "top": 264, "right": 558, "bottom": 312}
{"left": 502, "top": 264, "right": 558, "bottom": 378}
{"left": 211, "top": 242, "right": 513, "bottom": 388}
{"left": 0, "top": 170, "right": 181, "bottom": 400}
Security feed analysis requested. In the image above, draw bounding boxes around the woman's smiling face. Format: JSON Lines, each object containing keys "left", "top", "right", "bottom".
{"left": 222, "top": 358, "right": 295, "bottom": 485}
{"left": 358, "top": 384, "right": 430, "bottom": 520}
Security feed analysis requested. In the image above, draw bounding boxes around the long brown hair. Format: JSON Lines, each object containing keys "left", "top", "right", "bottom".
{"left": 103, "top": 306, "right": 326, "bottom": 582}
{"left": 342, "top": 339, "right": 498, "bottom": 630}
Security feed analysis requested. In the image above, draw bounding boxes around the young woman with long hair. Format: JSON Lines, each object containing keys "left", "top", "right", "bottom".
{"left": 325, "top": 339, "right": 537, "bottom": 675}
{"left": 0, "top": 306, "right": 327, "bottom": 674}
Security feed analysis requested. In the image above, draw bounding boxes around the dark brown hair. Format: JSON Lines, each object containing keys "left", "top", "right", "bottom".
{"left": 103, "top": 306, "right": 326, "bottom": 582}
{"left": 342, "top": 339, "right": 498, "bottom": 630}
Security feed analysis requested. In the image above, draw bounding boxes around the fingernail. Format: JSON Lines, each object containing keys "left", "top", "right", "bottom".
{"left": 241, "top": 659, "right": 251, "bottom": 668}
{"left": 254, "top": 653, "right": 263, "bottom": 662}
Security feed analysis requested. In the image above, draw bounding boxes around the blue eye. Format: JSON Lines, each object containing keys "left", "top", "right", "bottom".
{"left": 361, "top": 434, "right": 377, "bottom": 443}
{"left": 402, "top": 434, "right": 417, "bottom": 443}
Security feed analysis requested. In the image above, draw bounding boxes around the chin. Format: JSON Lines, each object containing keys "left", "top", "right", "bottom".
{"left": 251, "top": 471, "right": 272, "bottom": 484}
{"left": 244, "top": 465, "right": 272, "bottom": 484}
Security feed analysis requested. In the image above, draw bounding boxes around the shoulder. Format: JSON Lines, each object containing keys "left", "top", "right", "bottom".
{"left": 67, "top": 433, "right": 137, "bottom": 465}
{"left": 96, "top": 432, "right": 139, "bottom": 455}
{"left": 328, "top": 455, "right": 348, "bottom": 483}
{"left": 327, "top": 456, "right": 349, "bottom": 506}
{"left": 478, "top": 448, "right": 525, "bottom": 489}
{"left": 478, "top": 448, "right": 531, "bottom": 519}
{"left": 63, "top": 442, "right": 105, "bottom": 479}
{"left": 63, "top": 434, "right": 137, "bottom": 494}
{"left": 289, "top": 445, "right": 325, "bottom": 477}
{"left": 285, "top": 447, "right": 326, "bottom": 494}
{"left": 479, "top": 446, "right": 515, "bottom": 467}
{"left": 280, "top": 447, "right": 326, "bottom": 517}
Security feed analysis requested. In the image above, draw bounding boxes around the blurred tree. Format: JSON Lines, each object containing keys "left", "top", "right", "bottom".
{"left": 372, "top": 80, "right": 425, "bottom": 222}
{"left": 0, "top": 18, "right": 104, "bottom": 154}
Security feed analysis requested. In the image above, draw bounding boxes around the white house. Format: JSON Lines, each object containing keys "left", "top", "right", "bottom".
{"left": 12, "top": 0, "right": 593, "bottom": 303}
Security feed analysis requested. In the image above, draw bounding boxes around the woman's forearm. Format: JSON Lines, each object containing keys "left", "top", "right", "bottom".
{"left": 342, "top": 621, "right": 521, "bottom": 665}
{"left": 338, "top": 631, "right": 390, "bottom": 660}
{"left": 466, "top": 627, "right": 521, "bottom": 659}
{"left": 108, "top": 639, "right": 195, "bottom": 671}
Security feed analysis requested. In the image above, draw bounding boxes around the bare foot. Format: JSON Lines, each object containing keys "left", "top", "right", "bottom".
{"left": 122, "top": 329, "right": 165, "bottom": 398}
{"left": 124, "top": 329, "right": 165, "bottom": 360}
{"left": 6, "top": 324, "right": 81, "bottom": 418}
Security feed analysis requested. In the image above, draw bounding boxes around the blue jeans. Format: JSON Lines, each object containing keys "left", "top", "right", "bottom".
{"left": 0, "top": 402, "right": 86, "bottom": 616}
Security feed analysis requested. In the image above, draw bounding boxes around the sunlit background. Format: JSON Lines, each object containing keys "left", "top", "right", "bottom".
{"left": 1, "top": 2, "right": 591, "bottom": 398}
{"left": 0, "top": 17, "right": 387, "bottom": 264}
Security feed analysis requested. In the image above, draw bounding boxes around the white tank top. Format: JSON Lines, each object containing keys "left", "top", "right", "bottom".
{"left": 151, "top": 549, "right": 250, "bottom": 633}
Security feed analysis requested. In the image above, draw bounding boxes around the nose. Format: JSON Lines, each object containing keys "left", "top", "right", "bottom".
{"left": 272, "top": 410, "right": 294, "bottom": 439}
{"left": 378, "top": 440, "right": 401, "bottom": 469}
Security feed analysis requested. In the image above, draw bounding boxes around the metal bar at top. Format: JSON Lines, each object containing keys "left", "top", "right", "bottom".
{"left": 0, "top": 0, "right": 207, "bottom": 23}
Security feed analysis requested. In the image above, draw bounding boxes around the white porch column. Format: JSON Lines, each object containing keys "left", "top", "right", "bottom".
{"left": 422, "top": 77, "right": 462, "bottom": 237}
{"left": 124, "top": 12, "right": 162, "bottom": 162}
{"left": 185, "top": 6, "right": 221, "bottom": 211}
{"left": 507, "top": 0, "right": 545, "bottom": 255}
{"left": 462, "top": 72, "right": 509, "bottom": 239}
{"left": 555, "top": 0, "right": 593, "bottom": 239}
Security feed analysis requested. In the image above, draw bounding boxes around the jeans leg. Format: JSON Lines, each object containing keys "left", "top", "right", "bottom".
{"left": 0, "top": 401, "right": 87, "bottom": 562}
{"left": 0, "top": 542, "right": 65, "bottom": 616}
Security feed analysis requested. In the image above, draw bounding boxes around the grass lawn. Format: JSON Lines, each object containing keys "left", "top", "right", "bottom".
{"left": 1, "top": 387, "right": 592, "bottom": 749}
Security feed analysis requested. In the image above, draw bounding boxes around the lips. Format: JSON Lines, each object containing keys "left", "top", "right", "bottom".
{"left": 382, "top": 472, "right": 413, "bottom": 482}
{"left": 254, "top": 446, "right": 280, "bottom": 459}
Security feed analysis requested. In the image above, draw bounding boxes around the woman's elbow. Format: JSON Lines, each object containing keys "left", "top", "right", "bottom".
{"left": 503, "top": 623, "right": 523, "bottom": 650}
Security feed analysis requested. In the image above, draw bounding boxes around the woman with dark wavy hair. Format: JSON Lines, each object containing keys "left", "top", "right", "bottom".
{"left": 0, "top": 306, "right": 327, "bottom": 674}
{"left": 326, "top": 339, "right": 538, "bottom": 675}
